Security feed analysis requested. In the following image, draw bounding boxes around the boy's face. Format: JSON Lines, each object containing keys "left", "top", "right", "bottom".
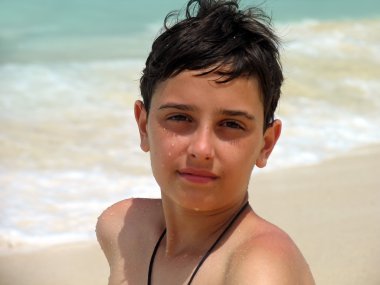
{"left": 135, "top": 70, "right": 281, "bottom": 211}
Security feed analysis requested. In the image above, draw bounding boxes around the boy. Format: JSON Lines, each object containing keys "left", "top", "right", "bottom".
{"left": 97, "top": 0, "right": 315, "bottom": 284}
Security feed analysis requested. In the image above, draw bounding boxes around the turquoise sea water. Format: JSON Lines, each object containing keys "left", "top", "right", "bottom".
{"left": 1, "top": 0, "right": 380, "bottom": 247}
{"left": 1, "top": 0, "right": 379, "bottom": 62}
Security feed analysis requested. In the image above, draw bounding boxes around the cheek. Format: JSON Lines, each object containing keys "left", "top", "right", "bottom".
{"left": 149, "top": 131, "right": 187, "bottom": 188}
{"left": 149, "top": 126, "right": 184, "bottom": 167}
{"left": 221, "top": 137, "right": 262, "bottom": 171}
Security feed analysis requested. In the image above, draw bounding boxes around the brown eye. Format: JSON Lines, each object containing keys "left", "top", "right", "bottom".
{"left": 221, "top": 120, "right": 244, "bottom": 130}
{"left": 167, "top": 114, "right": 192, "bottom": 122}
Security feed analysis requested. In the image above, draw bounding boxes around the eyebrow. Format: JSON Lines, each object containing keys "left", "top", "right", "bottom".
{"left": 158, "top": 103, "right": 196, "bottom": 112}
{"left": 219, "top": 109, "right": 256, "bottom": 121}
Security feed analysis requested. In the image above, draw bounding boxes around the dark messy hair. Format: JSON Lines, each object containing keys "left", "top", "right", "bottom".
{"left": 140, "top": 0, "right": 283, "bottom": 129}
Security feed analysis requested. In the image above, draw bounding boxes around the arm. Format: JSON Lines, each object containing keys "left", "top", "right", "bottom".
{"left": 96, "top": 199, "right": 132, "bottom": 266}
{"left": 226, "top": 233, "right": 315, "bottom": 285}
{"left": 96, "top": 199, "right": 139, "bottom": 285}
{"left": 96, "top": 198, "right": 164, "bottom": 285}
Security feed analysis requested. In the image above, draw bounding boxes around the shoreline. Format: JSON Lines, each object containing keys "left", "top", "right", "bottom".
{"left": 1, "top": 144, "right": 379, "bottom": 285}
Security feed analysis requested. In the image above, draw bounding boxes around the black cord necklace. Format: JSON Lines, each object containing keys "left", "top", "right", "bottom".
{"left": 147, "top": 201, "right": 249, "bottom": 285}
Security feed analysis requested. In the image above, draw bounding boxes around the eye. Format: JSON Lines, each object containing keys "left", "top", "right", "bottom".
{"left": 167, "top": 114, "right": 192, "bottom": 122}
{"left": 220, "top": 120, "right": 245, "bottom": 130}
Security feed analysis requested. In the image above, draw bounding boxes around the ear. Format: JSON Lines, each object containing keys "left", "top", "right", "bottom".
{"left": 256, "top": 119, "right": 282, "bottom": 168}
{"left": 134, "top": 100, "right": 150, "bottom": 152}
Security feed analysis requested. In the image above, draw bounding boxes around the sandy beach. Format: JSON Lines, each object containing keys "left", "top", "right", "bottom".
{"left": 1, "top": 144, "right": 379, "bottom": 285}
{"left": 252, "top": 144, "right": 380, "bottom": 285}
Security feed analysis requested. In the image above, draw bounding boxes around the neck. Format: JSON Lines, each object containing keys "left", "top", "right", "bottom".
{"left": 160, "top": 195, "right": 249, "bottom": 257}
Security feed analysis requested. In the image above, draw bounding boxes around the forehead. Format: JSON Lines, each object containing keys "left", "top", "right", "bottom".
{"left": 152, "top": 69, "right": 262, "bottom": 107}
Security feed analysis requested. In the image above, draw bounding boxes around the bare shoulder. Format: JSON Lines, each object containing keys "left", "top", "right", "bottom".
{"left": 96, "top": 198, "right": 163, "bottom": 265}
{"left": 227, "top": 215, "right": 315, "bottom": 285}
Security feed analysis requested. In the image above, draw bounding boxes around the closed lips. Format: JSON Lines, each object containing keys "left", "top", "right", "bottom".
{"left": 177, "top": 169, "right": 218, "bottom": 179}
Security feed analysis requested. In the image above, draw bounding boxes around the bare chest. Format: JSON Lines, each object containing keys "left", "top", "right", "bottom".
{"left": 108, "top": 249, "right": 231, "bottom": 285}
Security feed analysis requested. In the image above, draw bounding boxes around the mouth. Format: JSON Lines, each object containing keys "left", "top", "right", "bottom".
{"left": 177, "top": 168, "right": 219, "bottom": 184}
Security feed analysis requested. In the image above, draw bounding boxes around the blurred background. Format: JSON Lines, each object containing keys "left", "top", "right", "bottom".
{"left": 0, "top": 0, "right": 379, "bottom": 248}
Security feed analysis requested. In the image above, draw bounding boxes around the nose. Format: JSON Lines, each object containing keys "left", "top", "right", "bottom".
{"left": 188, "top": 125, "right": 214, "bottom": 161}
